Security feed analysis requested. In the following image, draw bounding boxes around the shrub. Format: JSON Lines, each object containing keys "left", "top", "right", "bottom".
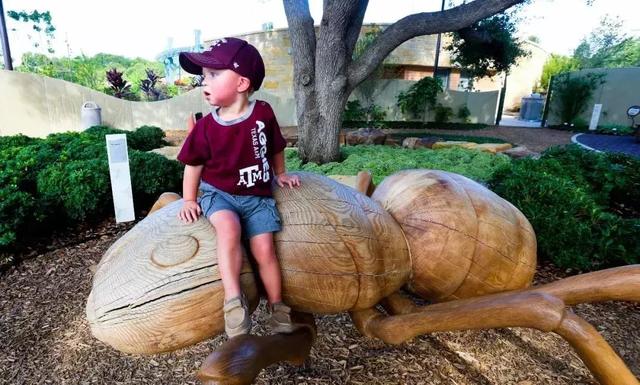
{"left": 457, "top": 105, "right": 471, "bottom": 123}
{"left": 0, "top": 134, "right": 41, "bottom": 149}
{"left": 129, "top": 151, "right": 183, "bottom": 209}
{"left": 0, "top": 185, "right": 35, "bottom": 247}
{"left": 396, "top": 77, "right": 443, "bottom": 120}
{"left": 106, "top": 67, "right": 133, "bottom": 99}
{"left": 0, "top": 126, "right": 176, "bottom": 251}
{"left": 344, "top": 100, "right": 366, "bottom": 121}
{"left": 489, "top": 145, "right": 639, "bottom": 270}
{"left": 37, "top": 158, "right": 111, "bottom": 221}
{"left": 434, "top": 104, "right": 454, "bottom": 123}
{"left": 596, "top": 124, "right": 635, "bottom": 136}
{"left": 552, "top": 72, "right": 605, "bottom": 124}
{"left": 343, "top": 101, "right": 386, "bottom": 126}
{"left": 127, "top": 126, "right": 168, "bottom": 151}
{"left": 84, "top": 125, "right": 168, "bottom": 152}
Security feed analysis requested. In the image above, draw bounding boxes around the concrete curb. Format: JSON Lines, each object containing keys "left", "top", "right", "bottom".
{"left": 571, "top": 133, "right": 602, "bottom": 153}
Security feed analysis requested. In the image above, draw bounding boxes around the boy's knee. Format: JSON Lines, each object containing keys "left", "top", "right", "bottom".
{"left": 210, "top": 211, "right": 241, "bottom": 240}
{"left": 251, "top": 236, "right": 276, "bottom": 261}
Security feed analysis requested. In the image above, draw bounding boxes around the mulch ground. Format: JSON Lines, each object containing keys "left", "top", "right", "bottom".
{"left": 1, "top": 218, "right": 638, "bottom": 385}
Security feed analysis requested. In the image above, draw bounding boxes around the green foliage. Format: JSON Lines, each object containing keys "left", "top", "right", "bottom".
{"left": 434, "top": 104, "right": 454, "bottom": 123}
{"left": 352, "top": 24, "right": 383, "bottom": 61}
{"left": 16, "top": 53, "right": 167, "bottom": 98}
{"left": 0, "top": 134, "right": 41, "bottom": 148}
{"left": 343, "top": 100, "right": 386, "bottom": 126}
{"left": 351, "top": 25, "right": 388, "bottom": 126}
{"left": 286, "top": 145, "right": 510, "bottom": 185}
{"left": 572, "top": 15, "right": 640, "bottom": 69}
{"left": 596, "top": 124, "right": 635, "bottom": 136}
{"left": 489, "top": 145, "right": 639, "bottom": 270}
{"left": 539, "top": 54, "right": 581, "bottom": 91}
{"left": 446, "top": 13, "right": 528, "bottom": 78}
{"left": 457, "top": 105, "right": 471, "bottom": 123}
{"left": 396, "top": 77, "right": 443, "bottom": 120}
{"left": 6, "top": 9, "right": 56, "bottom": 54}
{"left": 342, "top": 120, "right": 488, "bottom": 130}
{"left": 0, "top": 126, "right": 175, "bottom": 250}
{"left": 0, "top": 185, "right": 35, "bottom": 247}
{"left": 552, "top": 72, "right": 605, "bottom": 124}
{"left": 129, "top": 152, "right": 183, "bottom": 208}
{"left": 344, "top": 100, "right": 366, "bottom": 121}
{"left": 37, "top": 159, "right": 110, "bottom": 221}
{"left": 127, "top": 126, "right": 169, "bottom": 151}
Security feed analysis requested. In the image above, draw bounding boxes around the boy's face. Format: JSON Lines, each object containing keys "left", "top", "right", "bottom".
{"left": 201, "top": 68, "right": 250, "bottom": 107}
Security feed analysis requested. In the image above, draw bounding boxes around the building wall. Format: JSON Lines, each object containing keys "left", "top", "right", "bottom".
{"left": 473, "top": 40, "right": 549, "bottom": 110}
{"left": 546, "top": 67, "right": 640, "bottom": 127}
{"left": 219, "top": 27, "right": 548, "bottom": 112}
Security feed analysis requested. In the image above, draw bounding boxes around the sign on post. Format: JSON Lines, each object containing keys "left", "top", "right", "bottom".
{"left": 589, "top": 104, "right": 602, "bottom": 131}
{"left": 106, "top": 134, "right": 135, "bottom": 223}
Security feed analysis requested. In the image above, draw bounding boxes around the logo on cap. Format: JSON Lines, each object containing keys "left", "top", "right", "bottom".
{"left": 210, "top": 38, "right": 227, "bottom": 49}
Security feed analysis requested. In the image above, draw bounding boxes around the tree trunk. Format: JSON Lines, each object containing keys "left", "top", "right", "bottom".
{"left": 284, "top": 0, "right": 525, "bottom": 164}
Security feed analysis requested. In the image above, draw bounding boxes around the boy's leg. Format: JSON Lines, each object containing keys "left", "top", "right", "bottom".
{"left": 250, "top": 233, "right": 295, "bottom": 333}
{"left": 210, "top": 210, "right": 244, "bottom": 301}
{"left": 210, "top": 209, "right": 251, "bottom": 337}
{"left": 248, "top": 232, "right": 282, "bottom": 304}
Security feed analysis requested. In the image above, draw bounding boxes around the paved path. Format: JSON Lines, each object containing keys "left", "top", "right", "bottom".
{"left": 573, "top": 133, "right": 640, "bottom": 158}
{"left": 499, "top": 116, "right": 542, "bottom": 128}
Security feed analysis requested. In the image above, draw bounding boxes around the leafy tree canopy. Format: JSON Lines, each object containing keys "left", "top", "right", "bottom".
{"left": 446, "top": 13, "right": 529, "bottom": 78}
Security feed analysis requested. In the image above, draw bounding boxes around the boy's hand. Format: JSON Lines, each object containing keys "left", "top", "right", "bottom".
{"left": 178, "top": 200, "right": 202, "bottom": 223}
{"left": 276, "top": 173, "right": 301, "bottom": 188}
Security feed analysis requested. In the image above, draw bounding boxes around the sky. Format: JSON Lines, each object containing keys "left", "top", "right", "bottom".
{"left": 3, "top": 0, "right": 640, "bottom": 62}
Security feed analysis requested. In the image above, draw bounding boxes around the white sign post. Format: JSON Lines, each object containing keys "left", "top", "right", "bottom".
{"left": 106, "top": 134, "right": 135, "bottom": 223}
{"left": 589, "top": 104, "right": 602, "bottom": 131}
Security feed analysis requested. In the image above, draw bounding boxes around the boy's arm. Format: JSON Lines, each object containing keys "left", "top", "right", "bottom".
{"left": 273, "top": 151, "right": 300, "bottom": 188}
{"left": 179, "top": 164, "right": 203, "bottom": 223}
{"left": 272, "top": 151, "right": 286, "bottom": 177}
{"left": 183, "top": 164, "right": 203, "bottom": 201}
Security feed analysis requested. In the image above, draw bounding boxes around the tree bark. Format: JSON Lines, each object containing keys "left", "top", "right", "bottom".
{"left": 284, "top": 0, "right": 525, "bottom": 164}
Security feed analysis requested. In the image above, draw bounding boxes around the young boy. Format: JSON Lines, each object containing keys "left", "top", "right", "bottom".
{"left": 176, "top": 37, "right": 300, "bottom": 338}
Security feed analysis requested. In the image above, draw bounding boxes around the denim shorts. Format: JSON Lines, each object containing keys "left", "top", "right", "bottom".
{"left": 198, "top": 181, "right": 282, "bottom": 239}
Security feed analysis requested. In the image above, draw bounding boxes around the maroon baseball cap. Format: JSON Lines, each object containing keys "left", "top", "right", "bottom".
{"left": 179, "top": 37, "right": 265, "bottom": 91}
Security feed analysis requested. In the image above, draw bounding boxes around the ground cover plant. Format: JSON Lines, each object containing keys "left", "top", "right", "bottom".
{"left": 489, "top": 145, "right": 640, "bottom": 270}
{"left": 285, "top": 145, "right": 511, "bottom": 185}
{"left": 343, "top": 121, "right": 488, "bottom": 130}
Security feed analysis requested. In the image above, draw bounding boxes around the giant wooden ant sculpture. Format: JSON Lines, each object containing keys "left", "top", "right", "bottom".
{"left": 86, "top": 170, "right": 639, "bottom": 385}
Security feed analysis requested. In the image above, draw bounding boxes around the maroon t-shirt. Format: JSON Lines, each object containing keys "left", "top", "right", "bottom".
{"left": 177, "top": 100, "right": 287, "bottom": 197}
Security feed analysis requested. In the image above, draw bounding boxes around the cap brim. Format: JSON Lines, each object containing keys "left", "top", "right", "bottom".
{"left": 179, "top": 52, "right": 225, "bottom": 75}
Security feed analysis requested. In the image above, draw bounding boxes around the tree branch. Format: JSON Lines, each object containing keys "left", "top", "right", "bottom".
{"left": 344, "top": 0, "right": 369, "bottom": 60}
{"left": 347, "top": 0, "right": 525, "bottom": 89}
{"left": 283, "top": 0, "right": 317, "bottom": 87}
